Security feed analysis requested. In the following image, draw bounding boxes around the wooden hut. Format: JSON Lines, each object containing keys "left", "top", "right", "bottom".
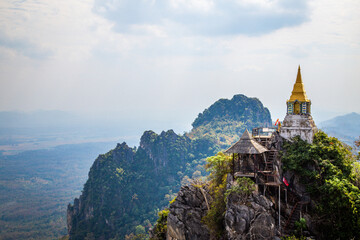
{"left": 224, "top": 129, "right": 268, "bottom": 178}
{"left": 225, "top": 129, "right": 283, "bottom": 230}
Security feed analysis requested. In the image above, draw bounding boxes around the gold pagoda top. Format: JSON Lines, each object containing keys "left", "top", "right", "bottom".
{"left": 289, "top": 66, "right": 310, "bottom": 102}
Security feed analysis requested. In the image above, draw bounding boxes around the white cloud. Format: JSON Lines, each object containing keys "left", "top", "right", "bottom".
{"left": 0, "top": 0, "right": 359, "bottom": 129}
{"left": 169, "top": 0, "right": 215, "bottom": 13}
{"left": 0, "top": 0, "right": 116, "bottom": 61}
{"left": 93, "top": 0, "right": 310, "bottom": 36}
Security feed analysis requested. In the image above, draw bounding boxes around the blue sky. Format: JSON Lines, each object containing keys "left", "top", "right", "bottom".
{"left": 0, "top": 0, "right": 359, "bottom": 133}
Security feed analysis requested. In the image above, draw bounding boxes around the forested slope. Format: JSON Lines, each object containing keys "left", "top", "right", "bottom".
{"left": 67, "top": 94, "right": 272, "bottom": 239}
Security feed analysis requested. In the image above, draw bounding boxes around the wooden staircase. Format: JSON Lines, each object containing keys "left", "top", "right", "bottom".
{"left": 265, "top": 150, "right": 277, "bottom": 171}
{"left": 283, "top": 196, "right": 310, "bottom": 234}
{"left": 284, "top": 201, "right": 302, "bottom": 232}
{"left": 253, "top": 136, "right": 272, "bottom": 148}
{"left": 256, "top": 150, "right": 278, "bottom": 184}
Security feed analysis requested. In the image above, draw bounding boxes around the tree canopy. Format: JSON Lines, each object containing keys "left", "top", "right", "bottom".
{"left": 282, "top": 131, "right": 360, "bottom": 239}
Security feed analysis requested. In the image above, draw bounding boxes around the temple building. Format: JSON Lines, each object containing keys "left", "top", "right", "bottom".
{"left": 280, "top": 66, "right": 317, "bottom": 143}
{"left": 223, "top": 66, "right": 315, "bottom": 233}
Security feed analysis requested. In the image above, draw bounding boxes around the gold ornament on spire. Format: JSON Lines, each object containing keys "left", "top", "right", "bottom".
{"left": 289, "top": 65, "right": 310, "bottom": 102}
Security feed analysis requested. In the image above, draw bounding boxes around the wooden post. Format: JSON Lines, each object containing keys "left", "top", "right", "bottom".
{"left": 263, "top": 185, "right": 266, "bottom": 196}
{"left": 254, "top": 154, "right": 256, "bottom": 177}
{"left": 232, "top": 153, "right": 235, "bottom": 180}
{"left": 279, "top": 185, "right": 281, "bottom": 232}
{"left": 255, "top": 155, "right": 257, "bottom": 185}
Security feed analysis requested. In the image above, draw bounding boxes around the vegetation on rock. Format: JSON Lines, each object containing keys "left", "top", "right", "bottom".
{"left": 188, "top": 94, "right": 272, "bottom": 147}
{"left": 224, "top": 177, "right": 256, "bottom": 203}
{"left": 67, "top": 132, "right": 215, "bottom": 239}
{"left": 202, "top": 152, "right": 232, "bottom": 238}
{"left": 67, "top": 94, "right": 272, "bottom": 239}
{"left": 282, "top": 131, "right": 360, "bottom": 239}
{"left": 161, "top": 131, "right": 360, "bottom": 240}
{"left": 149, "top": 209, "right": 169, "bottom": 240}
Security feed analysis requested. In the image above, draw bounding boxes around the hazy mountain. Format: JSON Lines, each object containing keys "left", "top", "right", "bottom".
{"left": 318, "top": 112, "right": 360, "bottom": 146}
{"left": 0, "top": 111, "right": 141, "bottom": 154}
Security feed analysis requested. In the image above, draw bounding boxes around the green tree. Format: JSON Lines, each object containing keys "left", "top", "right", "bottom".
{"left": 135, "top": 225, "right": 145, "bottom": 235}
{"left": 202, "top": 152, "right": 232, "bottom": 239}
{"left": 205, "top": 152, "right": 232, "bottom": 187}
{"left": 294, "top": 218, "right": 307, "bottom": 237}
{"left": 282, "top": 131, "right": 360, "bottom": 239}
{"left": 352, "top": 162, "right": 360, "bottom": 188}
{"left": 355, "top": 137, "right": 360, "bottom": 160}
{"left": 150, "top": 209, "right": 169, "bottom": 240}
{"left": 225, "top": 177, "right": 256, "bottom": 203}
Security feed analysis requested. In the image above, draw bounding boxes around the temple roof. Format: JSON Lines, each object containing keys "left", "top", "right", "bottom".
{"left": 289, "top": 66, "right": 310, "bottom": 102}
{"left": 224, "top": 129, "right": 268, "bottom": 154}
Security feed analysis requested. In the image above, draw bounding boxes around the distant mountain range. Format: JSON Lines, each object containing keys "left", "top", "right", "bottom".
{"left": 0, "top": 101, "right": 359, "bottom": 239}
{"left": 0, "top": 111, "right": 140, "bottom": 154}
{"left": 318, "top": 112, "right": 360, "bottom": 146}
{"left": 1, "top": 110, "right": 358, "bottom": 154}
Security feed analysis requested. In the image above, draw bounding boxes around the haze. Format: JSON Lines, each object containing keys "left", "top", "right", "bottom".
{"left": 1, "top": 0, "right": 359, "bottom": 134}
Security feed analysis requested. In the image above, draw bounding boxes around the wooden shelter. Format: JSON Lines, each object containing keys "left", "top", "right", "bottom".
{"left": 225, "top": 129, "right": 283, "bottom": 231}
{"left": 224, "top": 129, "right": 268, "bottom": 178}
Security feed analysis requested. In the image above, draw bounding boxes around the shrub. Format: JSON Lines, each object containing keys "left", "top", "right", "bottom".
{"left": 282, "top": 131, "right": 360, "bottom": 239}
{"left": 202, "top": 152, "right": 232, "bottom": 239}
{"left": 224, "top": 177, "right": 256, "bottom": 203}
{"left": 149, "top": 209, "right": 169, "bottom": 240}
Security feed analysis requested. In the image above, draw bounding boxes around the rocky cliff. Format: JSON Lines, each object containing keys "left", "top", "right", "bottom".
{"left": 67, "top": 94, "right": 272, "bottom": 239}
{"left": 153, "top": 177, "right": 277, "bottom": 240}
{"left": 224, "top": 183, "right": 276, "bottom": 239}
{"left": 188, "top": 94, "right": 272, "bottom": 148}
{"left": 157, "top": 131, "right": 360, "bottom": 240}
{"left": 67, "top": 131, "right": 215, "bottom": 239}
{"left": 166, "top": 184, "right": 211, "bottom": 240}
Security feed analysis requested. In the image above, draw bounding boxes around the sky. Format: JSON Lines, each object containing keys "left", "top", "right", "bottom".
{"left": 0, "top": 0, "right": 359, "bottom": 134}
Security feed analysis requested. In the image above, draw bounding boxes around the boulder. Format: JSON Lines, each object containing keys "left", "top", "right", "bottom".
{"left": 225, "top": 190, "right": 276, "bottom": 240}
{"left": 167, "top": 184, "right": 211, "bottom": 240}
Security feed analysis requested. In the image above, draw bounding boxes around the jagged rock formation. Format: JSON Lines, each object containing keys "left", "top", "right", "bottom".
{"left": 162, "top": 180, "right": 277, "bottom": 240}
{"left": 67, "top": 94, "right": 273, "bottom": 239}
{"left": 192, "top": 94, "right": 271, "bottom": 129}
{"left": 225, "top": 186, "right": 276, "bottom": 239}
{"left": 67, "top": 142, "right": 137, "bottom": 240}
{"left": 67, "top": 132, "right": 215, "bottom": 240}
{"left": 189, "top": 94, "right": 272, "bottom": 147}
{"left": 167, "top": 185, "right": 211, "bottom": 240}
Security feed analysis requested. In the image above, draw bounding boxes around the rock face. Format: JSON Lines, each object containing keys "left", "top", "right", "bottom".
{"left": 167, "top": 184, "right": 211, "bottom": 240}
{"left": 67, "top": 142, "right": 136, "bottom": 240}
{"left": 225, "top": 192, "right": 276, "bottom": 240}
{"left": 189, "top": 94, "right": 272, "bottom": 148}
{"left": 192, "top": 94, "right": 272, "bottom": 129}
{"left": 66, "top": 94, "right": 273, "bottom": 239}
{"left": 166, "top": 180, "right": 277, "bottom": 240}
{"left": 67, "top": 131, "right": 217, "bottom": 240}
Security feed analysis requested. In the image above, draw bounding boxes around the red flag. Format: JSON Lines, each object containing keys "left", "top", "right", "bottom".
{"left": 283, "top": 177, "right": 289, "bottom": 186}
{"left": 275, "top": 119, "right": 280, "bottom": 126}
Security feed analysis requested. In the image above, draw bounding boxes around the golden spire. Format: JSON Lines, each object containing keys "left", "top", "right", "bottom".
{"left": 289, "top": 65, "right": 310, "bottom": 102}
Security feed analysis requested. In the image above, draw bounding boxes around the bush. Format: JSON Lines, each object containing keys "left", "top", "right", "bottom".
{"left": 225, "top": 177, "right": 256, "bottom": 203}
{"left": 150, "top": 209, "right": 169, "bottom": 240}
{"left": 282, "top": 131, "right": 360, "bottom": 239}
{"left": 202, "top": 152, "right": 232, "bottom": 239}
